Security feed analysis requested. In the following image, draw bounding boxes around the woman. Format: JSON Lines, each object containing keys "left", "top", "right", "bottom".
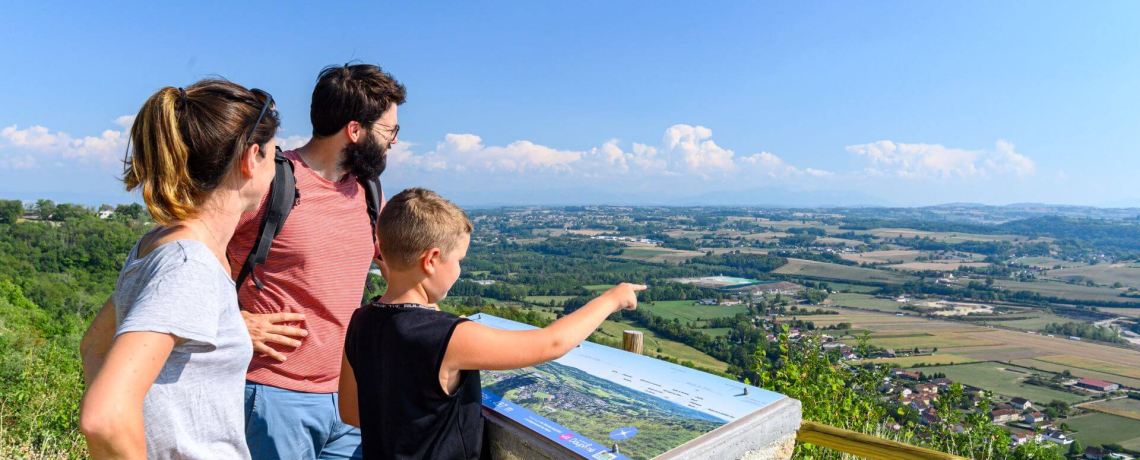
{"left": 79, "top": 79, "right": 279, "bottom": 460}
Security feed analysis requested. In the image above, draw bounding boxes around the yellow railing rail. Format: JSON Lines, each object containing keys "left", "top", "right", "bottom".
{"left": 796, "top": 421, "right": 969, "bottom": 460}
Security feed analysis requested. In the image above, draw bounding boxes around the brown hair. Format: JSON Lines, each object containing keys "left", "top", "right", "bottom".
{"left": 310, "top": 63, "right": 406, "bottom": 138}
{"left": 123, "top": 79, "right": 280, "bottom": 225}
{"left": 377, "top": 188, "right": 473, "bottom": 269}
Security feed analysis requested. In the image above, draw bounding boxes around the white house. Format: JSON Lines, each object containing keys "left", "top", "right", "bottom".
{"left": 1041, "top": 429, "right": 1073, "bottom": 445}
{"left": 1010, "top": 397, "right": 1032, "bottom": 410}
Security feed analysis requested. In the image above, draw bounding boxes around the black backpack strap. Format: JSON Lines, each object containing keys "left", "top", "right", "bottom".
{"left": 359, "top": 175, "right": 384, "bottom": 246}
{"left": 236, "top": 149, "right": 298, "bottom": 291}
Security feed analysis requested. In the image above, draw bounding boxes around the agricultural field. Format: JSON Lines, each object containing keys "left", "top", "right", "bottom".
{"left": 859, "top": 354, "right": 978, "bottom": 367}
{"left": 797, "top": 309, "right": 988, "bottom": 334}
{"left": 1011, "top": 359, "right": 1140, "bottom": 389}
{"left": 906, "top": 362, "right": 1088, "bottom": 404}
{"left": 870, "top": 228, "right": 1025, "bottom": 243}
{"left": 816, "top": 237, "right": 866, "bottom": 247}
{"left": 1063, "top": 413, "right": 1140, "bottom": 449}
{"left": 1044, "top": 263, "right": 1140, "bottom": 289}
{"left": 772, "top": 258, "right": 917, "bottom": 284}
{"left": 826, "top": 293, "right": 908, "bottom": 313}
{"left": 954, "top": 332, "right": 1140, "bottom": 370}
{"left": 1013, "top": 256, "right": 1086, "bottom": 269}
{"left": 641, "top": 300, "right": 749, "bottom": 323}
{"left": 980, "top": 311, "right": 1080, "bottom": 332}
{"left": 1102, "top": 307, "right": 1140, "bottom": 318}
{"left": 824, "top": 282, "right": 881, "bottom": 293}
{"left": 583, "top": 284, "right": 616, "bottom": 292}
{"left": 1085, "top": 398, "right": 1140, "bottom": 420}
{"left": 756, "top": 220, "right": 833, "bottom": 232}
{"left": 616, "top": 243, "right": 704, "bottom": 263}
{"left": 985, "top": 278, "right": 1140, "bottom": 304}
{"left": 868, "top": 332, "right": 1002, "bottom": 350}
{"left": 840, "top": 250, "right": 925, "bottom": 264}
{"left": 1034, "top": 355, "right": 1140, "bottom": 380}
{"left": 524, "top": 295, "right": 577, "bottom": 304}
{"left": 795, "top": 308, "right": 1140, "bottom": 384}
{"left": 891, "top": 261, "right": 990, "bottom": 272}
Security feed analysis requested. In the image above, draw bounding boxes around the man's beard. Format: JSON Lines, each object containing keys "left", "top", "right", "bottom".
{"left": 340, "top": 131, "right": 388, "bottom": 180}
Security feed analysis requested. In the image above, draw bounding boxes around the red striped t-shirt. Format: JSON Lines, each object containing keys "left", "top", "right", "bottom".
{"left": 228, "top": 149, "right": 382, "bottom": 393}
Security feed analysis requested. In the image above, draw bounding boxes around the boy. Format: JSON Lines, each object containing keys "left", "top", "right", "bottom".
{"left": 339, "top": 188, "right": 644, "bottom": 460}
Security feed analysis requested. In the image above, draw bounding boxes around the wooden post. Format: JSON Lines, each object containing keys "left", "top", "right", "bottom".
{"left": 622, "top": 330, "right": 643, "bottom": 355}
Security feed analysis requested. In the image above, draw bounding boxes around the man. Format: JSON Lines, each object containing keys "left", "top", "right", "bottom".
{"left": 82, "top": 63, "right": 406, "bottom": 460}
{"left": 233, "top": 63, "right": 404, "bottom": 460}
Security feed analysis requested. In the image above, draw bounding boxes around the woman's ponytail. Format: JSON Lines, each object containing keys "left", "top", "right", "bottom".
{"left": 122, "top": 80, "right": 279, "bottom": 225}
{"left": 124, "top": 87, "right": 197, "bottom": 225}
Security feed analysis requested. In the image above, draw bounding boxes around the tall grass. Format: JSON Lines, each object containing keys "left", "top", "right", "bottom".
{"left": 0, "top": 337, "right": 86, "bottom": 459}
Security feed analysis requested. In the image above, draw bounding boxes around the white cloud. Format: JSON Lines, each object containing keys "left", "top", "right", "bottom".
{"left": 846, "top": 139, "right": 1035, "bottom": 179}
{"left": 381, "top": 124, "right": 829, "bottom": 187}
{"left": 738, "top": 151, "right": 834, "bottom": 178}
{"left": 662, "top": 124, "right": 736, "bottom": 173}
{"left": 0, "top": 119, "right": 838, "bottom": 192}
{"left": 580, "top": 139, "right": 668, "bottom": 175}
{"left": 0, "top": 123, "right": 127, "bottom": 169}
{"left": 275, "top": 135, "right": 310, "bottom": 151}
{"left": 113, "top": 115, "right": 136, "bottom": 129}
{"left": 805, "top": 168, "right": 835, "bottom": 178}
{"left": 421, "top": 134, "right": 583, "bottom": 173}
{"left": 1, "top": 125, "right": 68, "bottom": 149}
{"left": 65, "top": 129, "right": 127, "bottom": 164}
{"left": 1, "top": 125, "right": 67, "bottom": 169}
{"left": 985, "top": 140, "right": 1036, "bottom": 176}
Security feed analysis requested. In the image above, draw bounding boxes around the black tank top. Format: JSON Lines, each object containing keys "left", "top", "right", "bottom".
{"left": 344, "top": 303, "right": 483, "bottom": 459}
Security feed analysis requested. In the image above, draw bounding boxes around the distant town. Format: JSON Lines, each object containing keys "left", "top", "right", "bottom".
{"left": 441, "top": 203, "right": 1140, "bottom": 457}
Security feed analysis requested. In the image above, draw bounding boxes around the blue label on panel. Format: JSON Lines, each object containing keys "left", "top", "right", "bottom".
{"left": 482, "top": 390, "right": 630, "bottom": 460}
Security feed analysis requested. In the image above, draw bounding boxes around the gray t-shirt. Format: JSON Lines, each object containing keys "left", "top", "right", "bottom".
{"left": 113, "top": 239, "right": 253, "bottom": 460}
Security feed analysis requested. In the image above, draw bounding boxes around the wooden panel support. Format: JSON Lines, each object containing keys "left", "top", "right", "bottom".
{"left": 622, "top": 330, "right": 643, "bottom": 355}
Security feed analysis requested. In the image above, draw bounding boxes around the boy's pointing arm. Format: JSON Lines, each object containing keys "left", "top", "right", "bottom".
{"left": 442, "top": 283, "right": 645, "bottom": 373}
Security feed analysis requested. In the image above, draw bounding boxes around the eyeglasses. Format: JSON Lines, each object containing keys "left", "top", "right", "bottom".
{"left": 376, "top": 123, "right": 400, "bottom": 142}
{"left": 247, "top": 88, "right": 274, "bottom": 144}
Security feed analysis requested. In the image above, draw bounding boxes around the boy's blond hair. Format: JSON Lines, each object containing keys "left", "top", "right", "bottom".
{"left": 377, "top": 188, "right": 473, "bottom": 269}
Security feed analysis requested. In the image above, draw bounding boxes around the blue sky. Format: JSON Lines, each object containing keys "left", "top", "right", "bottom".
{"left": 2, "top": 1, "right": 1138, "bottom": 207}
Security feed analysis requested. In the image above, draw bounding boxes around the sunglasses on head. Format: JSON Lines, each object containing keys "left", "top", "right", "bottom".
{"left": 247, "top": 88, "right": 274, "bottom": 145}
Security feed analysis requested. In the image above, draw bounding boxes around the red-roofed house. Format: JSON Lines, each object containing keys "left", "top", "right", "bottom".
{"left": 1076, "top": 378, "right": 1120, "bottom": 392}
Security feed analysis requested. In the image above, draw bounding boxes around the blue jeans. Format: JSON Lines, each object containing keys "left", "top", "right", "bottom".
{"left": 244, "top": 381, "right": 362, "bottom": 460}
